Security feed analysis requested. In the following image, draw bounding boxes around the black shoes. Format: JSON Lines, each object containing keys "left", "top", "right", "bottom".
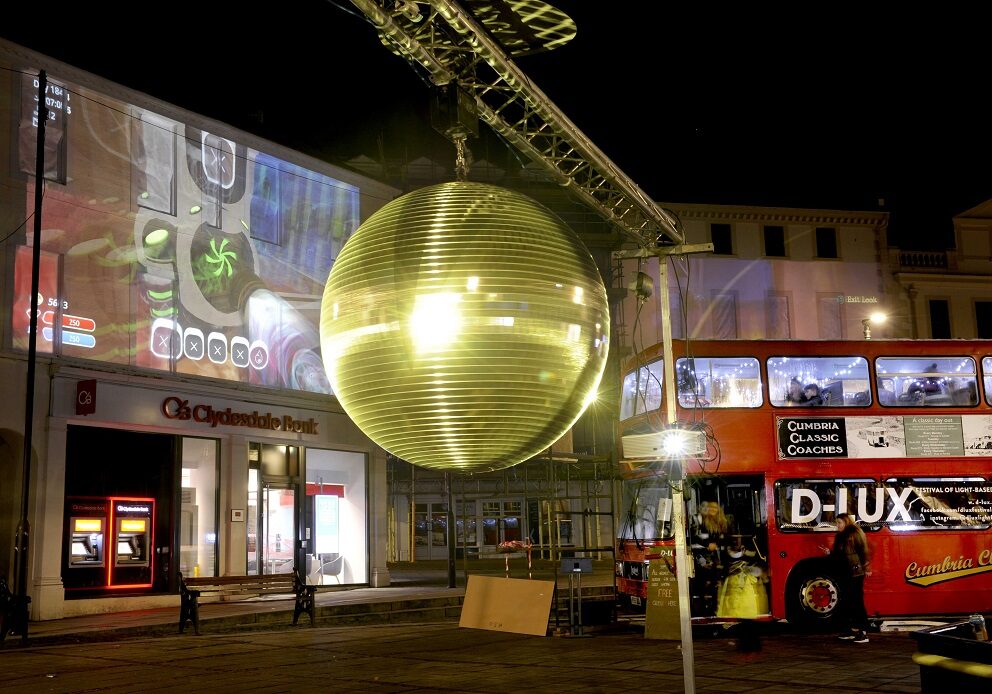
{"left": 838, "top": 630, "right": 869, "bottom": 643}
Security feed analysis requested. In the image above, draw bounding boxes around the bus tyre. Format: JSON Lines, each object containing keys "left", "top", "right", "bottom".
{"left": 789, "top": 570, "right": 841, "bottom": 627}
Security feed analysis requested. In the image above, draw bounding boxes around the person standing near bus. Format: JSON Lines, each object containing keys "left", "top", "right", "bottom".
{"left": 690, "top": 500, "right": 734, "bottom": 614}
{"left": 830, "top": 513, "right": 872, "bottom": 644}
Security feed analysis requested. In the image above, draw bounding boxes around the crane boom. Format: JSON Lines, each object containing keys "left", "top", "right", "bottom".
{"left": 349, "top": 0, "right": 683, "bottom": 248}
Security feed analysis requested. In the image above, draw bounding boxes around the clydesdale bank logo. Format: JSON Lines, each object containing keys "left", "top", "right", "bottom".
{"left": 161, "top": 396, "right": 319, "bottom": 434}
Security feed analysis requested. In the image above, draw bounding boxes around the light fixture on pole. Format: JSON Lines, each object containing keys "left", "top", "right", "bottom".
{"left": 861, "top": 312, "right": 887, "bottom": 340}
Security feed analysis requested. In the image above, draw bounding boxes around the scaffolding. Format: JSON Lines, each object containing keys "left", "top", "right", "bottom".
{"left": 388, "top": 453, "right": 617, "bottom": 564}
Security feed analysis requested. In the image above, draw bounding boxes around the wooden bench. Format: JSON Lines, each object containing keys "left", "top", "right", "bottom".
{"left": 178, "top": 568, "right": 315, "bottom": 635}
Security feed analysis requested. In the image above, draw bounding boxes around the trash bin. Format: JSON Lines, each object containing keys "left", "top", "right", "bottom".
{"left": 911, "top": 615, "right": 992, "bottom": 692}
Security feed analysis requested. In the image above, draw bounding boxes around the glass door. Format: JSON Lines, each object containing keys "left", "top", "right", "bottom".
{"left": 413, "top": 502, "right": 448, "bottom": 560}
{"left": 260, "top": 484, "right": 296, "bottom": 574}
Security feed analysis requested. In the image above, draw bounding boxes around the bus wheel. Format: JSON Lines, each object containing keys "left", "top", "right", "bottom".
{"left": 791, "top": 572, "right": 841, "bottom": 626}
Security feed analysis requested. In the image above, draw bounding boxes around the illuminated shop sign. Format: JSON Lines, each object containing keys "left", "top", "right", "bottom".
{"left": 837, "top": 295, "right": 880, "bottom": 304}
{"left": 161, "top": 396, "right": 319, "bottom": 434}
{"left": 116, "top": 505, "right": 150, "bottom": 515}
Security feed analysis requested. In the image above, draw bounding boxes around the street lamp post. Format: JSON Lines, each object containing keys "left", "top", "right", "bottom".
{"left": 862, "top": 312, "right": 887, "bottom": 340}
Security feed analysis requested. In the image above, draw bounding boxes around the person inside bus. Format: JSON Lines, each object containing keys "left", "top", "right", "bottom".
{"left": 785, "top": 378, "right": 808, "bottom": 405}
{"left": 690, "top": 500, "right": 735, "bottom": 615}
{"left": 906, "top": 363, "right": 946, "bottom": 403}
{"left": 825, "top": 513, "right": 872, "bottom": 644}
{"left": 803, "top": 383, "right": 824, "bottom": 406}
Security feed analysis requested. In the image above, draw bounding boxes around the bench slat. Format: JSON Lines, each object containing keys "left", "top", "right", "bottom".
{"left": 178, "top": 569, "right": 315, "bottom": 635}
{"left": 184, "top": 575, "right": 293, "bottom": 588}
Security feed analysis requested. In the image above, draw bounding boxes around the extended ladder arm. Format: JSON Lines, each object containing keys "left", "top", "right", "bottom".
{"left": 349, "top": 0, "right": 683, "bottom": 248}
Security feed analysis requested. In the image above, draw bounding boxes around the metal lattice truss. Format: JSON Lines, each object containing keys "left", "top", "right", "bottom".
{"left": 349, "top": 0, "right": 684, "bottom": 248}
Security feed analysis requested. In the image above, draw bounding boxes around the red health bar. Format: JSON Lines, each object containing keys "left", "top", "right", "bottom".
{"left": 62, "top": 314, "right": 96, "bottom": 332}
{"left": 39, "top": 312, "right": 97, "bottom": 332}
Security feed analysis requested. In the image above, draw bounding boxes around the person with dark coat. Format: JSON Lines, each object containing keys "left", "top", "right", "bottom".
{"left": 689, "top": 500, "right": 734, "bottom": 615}
{"left": 803, "top": 383, "right": 824, "bottom": 406}
{"left": 830, "top": 513, "right": 872, "bottom": 643}
{"left": 785, "top": 378, "right": 808, "bottom": 405}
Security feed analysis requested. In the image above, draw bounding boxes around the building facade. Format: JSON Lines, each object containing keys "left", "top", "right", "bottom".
{"left": 886, "top": 199, "right": 992, "bottom": 339}
{"left": 616, "top": 203, "right": 892, "bottom": 349}
{"left": 0, "top": 40, "right": 399, "bottom": 620}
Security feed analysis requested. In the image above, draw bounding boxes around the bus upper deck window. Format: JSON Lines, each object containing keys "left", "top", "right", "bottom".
{"left": 767, "top": 356, "right": 870, "bottom": 407}
{"left": 676, "top": 357, "right": 762, "bottom": 408}
{"left": 620, "top": 359, "right": 664, "bottom": 420}
{"left": 875, "top": 356, "right": 978, "bottom": 407}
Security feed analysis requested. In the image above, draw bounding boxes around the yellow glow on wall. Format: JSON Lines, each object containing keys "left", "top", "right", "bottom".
{"left": 320, "top": 182, "right": 609, "bottom": 473}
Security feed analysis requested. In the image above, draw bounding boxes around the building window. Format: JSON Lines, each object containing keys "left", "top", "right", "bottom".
{"left": 766, "top": 293, "right": 791, "bottom": 339}
{"left": 815, "top": 227, "right": 838, "bottom": 259}
{"left": 930, "top": 299, "right": 951, "bottom": 338}
{"left": 305, "top": 448, "right": 367, "bottom": 585}
{"left": 482, "top": 500, "right": 522, "bottom": 545}
{"left": 711, "top": 292, "right": 738, "bottom": 338}
{"left": 763, "top": 225, "right": 786, "bottom": 257}
{"left": 132, "top": 111, "right": 177, "bottom": 215}
{"left": 976, "top": 301, "right": 992, "bottom": 338}
{"left": 180, "top": 437, "right": 219, "bottom": 579}
{"left": 710, "top": 223, "right": 733, "bottom": 255}
{"left": 670, "top": 291, "right": 685, "bottom": 339}
{"left": 817, "top": 293, "right": 843, "bottom": 338}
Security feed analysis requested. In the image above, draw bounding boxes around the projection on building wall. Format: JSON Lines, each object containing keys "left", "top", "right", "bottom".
{"left": 10, "top": 72, "right": 359, "bottom": 394}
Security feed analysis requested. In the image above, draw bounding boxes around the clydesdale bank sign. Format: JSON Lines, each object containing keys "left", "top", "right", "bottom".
{"left": 160, "top": 396, "right": 319, "bottom": 434}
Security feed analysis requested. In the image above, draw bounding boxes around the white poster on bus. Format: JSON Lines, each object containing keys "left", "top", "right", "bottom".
{"left": 962, "top": 414, "right": 992, "bottom": 454}
{"left": 844, "top": 416, "right": 906, "bottom": 458}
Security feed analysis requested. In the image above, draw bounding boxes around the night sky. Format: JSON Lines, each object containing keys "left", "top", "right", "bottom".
{"left": 3, "top": 2, "right": 988, "bottom": 250}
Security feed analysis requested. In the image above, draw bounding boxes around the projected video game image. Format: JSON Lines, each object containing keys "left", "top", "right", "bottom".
{"left": 9, "top": 72, "right": 360, "bottom": 395}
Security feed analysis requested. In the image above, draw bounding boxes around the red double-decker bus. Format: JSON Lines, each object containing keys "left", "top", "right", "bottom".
{"left": 616, "top": 338, "right": 992, "bottom": 626}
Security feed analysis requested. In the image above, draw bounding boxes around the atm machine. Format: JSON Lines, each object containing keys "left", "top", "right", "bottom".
{"left": 110, "top": 497, "right": 154, "bottom": 588}
{"left": 65, "top": 498, "right": 108, "bottom": 590}
{"left": 63, "top": 496, "right": 154, "bottom": 592}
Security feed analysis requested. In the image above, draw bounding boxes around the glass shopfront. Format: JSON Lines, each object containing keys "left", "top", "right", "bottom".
{"left": 247, "top": 444, "right": 367, "bottom": 584}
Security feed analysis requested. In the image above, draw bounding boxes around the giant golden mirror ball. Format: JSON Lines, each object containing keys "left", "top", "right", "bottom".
{"left": 319, "top": 181, "right": 609, "bottom": 473}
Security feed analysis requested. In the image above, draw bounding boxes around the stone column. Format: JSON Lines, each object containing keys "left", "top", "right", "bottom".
{"left": 32, "top": 417, "right": 67, "bottom": 620}
{"left": 224, "top": 435, "right": 249, "bottom": 575}
{"left": 368, "top": 446, "right": 391, "bottom": 587}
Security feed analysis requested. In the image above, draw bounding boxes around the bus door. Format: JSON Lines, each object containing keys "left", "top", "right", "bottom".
{"left": 687, "top": 476, "right": 769, "bottom": 619}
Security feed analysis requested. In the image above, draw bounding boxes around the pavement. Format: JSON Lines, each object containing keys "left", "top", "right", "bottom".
{"left": 0, "top": 560, "right": 938, "bottom": 693}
